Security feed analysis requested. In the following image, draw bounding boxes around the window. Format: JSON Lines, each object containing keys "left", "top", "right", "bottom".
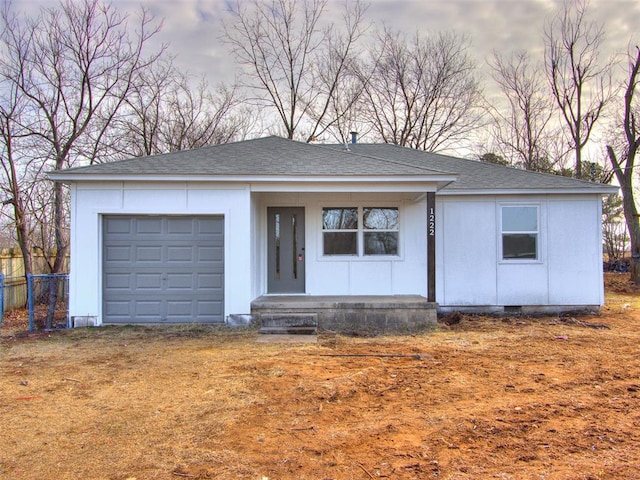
{"left": 501, "top": 206, "right": 538, "bottom": 260}
{"left": 322, "top": 206, "right": 399, "bottom": 256}
{"left": 363, "top": 207, "right": 399, "bottom": 255}
{"left": 322, "top": 207, "right": 358, "bottom": 255}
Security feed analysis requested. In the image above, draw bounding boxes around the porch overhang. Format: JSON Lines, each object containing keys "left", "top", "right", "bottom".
{"left": 49, "top": 174, "right": 458, "bottom": 193}
{"left": 248, "top": 176, "right": 457, "bottom": 193}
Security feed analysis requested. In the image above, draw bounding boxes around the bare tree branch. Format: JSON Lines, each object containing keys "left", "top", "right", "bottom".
{"left": 359, "top": 29, "right": 485, "bottom": 153}
{"left": 489, "top": 51, "right": 560, "bottom": 172}
{"left": 544, "top": 0, "right": 613, "bottom": 177}
{"left": 223, "top": 0, "right": 366, "bottom": 142}
{"left": 0, "top": 0, "right": 163, "bottom": 282}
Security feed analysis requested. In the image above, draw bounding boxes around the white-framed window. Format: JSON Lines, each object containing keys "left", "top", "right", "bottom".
{"left": 322, "top": 207, "right": 358, "bottom": 255}
{"left": 501, "top": 205, "right": 538, "bottom": 260}
{"left": 322, "top": 206, "right": 399, "bottom": 256}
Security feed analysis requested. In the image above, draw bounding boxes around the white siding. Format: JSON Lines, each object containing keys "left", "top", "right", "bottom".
{"left": 438, "top": 199, "right": 498, "bottom": 305}
{"left": 547, "top": 197, "right": 604, "bottom": 305}
{"left": 69, "top": 182, "right": 252, "bottom": 325}
{"left": 438, "top": 194, "right": 604, "bottom": 308}
{"left": 259, "top": 192, "right": 429, "bottom": 296}
{"left": 69, "top": 182, "right": 606, "bottom": 324}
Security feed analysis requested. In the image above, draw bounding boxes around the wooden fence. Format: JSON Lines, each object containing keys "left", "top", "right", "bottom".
{"left": 0, "top": 248, "right": 69, "bottom": 312}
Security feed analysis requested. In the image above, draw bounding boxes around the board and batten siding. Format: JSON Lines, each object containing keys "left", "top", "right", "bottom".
{"left": 436, "top": 194, "right": 605, "bottom": 310}
{"left": 256, "top": 192, "right": 429, "bottom": 298}
{"left": 68, "top": 182, "right": 252, "bottom": 326}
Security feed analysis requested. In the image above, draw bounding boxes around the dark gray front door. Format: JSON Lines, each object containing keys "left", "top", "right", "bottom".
{"left": 267, "top": 207, "right": 305, "bottom": 293}
{"left": 103, "top": 215, "right": 224, "bottom": 324}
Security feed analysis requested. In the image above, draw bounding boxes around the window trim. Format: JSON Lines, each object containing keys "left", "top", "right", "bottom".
{"left": 321, "top": 207, "right": 359, "bottom": 256}
{"left": 499, "top": 204, "right": 541, "bottom": 263}
{"left": 321, "top": 204, "right": 401, "bottom": 259}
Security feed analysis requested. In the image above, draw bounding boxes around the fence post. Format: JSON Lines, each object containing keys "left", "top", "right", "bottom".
{"left": 27, "top": 273, "right": 34, "bottom": 332}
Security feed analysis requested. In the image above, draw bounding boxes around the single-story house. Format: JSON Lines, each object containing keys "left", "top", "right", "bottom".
{"left": 49, "top": 136, "right": 617, "bottom": 332}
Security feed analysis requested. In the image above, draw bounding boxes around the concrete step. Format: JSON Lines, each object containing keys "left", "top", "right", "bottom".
{"left": 259, "top": 325, "right": 317, "bottom": 335}
{"left": 260, "top": 313, "right": 318, "bottom": 328}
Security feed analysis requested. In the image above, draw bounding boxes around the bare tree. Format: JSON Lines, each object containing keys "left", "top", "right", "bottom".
{"left": 108, "top": 59, "right": 254, "bottom": 159}
{"left": 318, "top": 61, "right": 370, "bottom": 144}
{"left": 0, "top": 68, "right": 37, "bottom": 277}
{"left": 606, "top": 46, "right": 640, "bottom": 284}
{"left": 0, "top": 0, "right": 162, "bottom": 280}
{"left": 489, "top": 51, "right": 559, "bottom": 172}
{"left": 544, "top": 0, "right": 612, "bottom": 178}
{"left": 360, "top": 29, "right": 484, "bottom": 153}
{"left": 602, "top": 193, "right": 628, "bottom": 263}
{"left": 223, "top": 0, "right": 367, "bottom": 142}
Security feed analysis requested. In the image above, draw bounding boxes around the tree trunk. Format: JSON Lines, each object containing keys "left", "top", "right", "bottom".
{"left": 608, "top": 146, "right": 640, "bottom": 284}
{"left": 52, "top": 180, "right": 68, "bottom": 273}
{"left": 46, "top": 174, "right": 67, "bottom": 328}
{"left": 621, "top": 183, "right": 640, "bottom": 284}
{"left": 575, "top": 142, "right": 582, "bottom": 178}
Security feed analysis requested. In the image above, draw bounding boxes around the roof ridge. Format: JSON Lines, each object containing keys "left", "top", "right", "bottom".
{"left": 311, "top": 141, "right": 456, "bottom": 176}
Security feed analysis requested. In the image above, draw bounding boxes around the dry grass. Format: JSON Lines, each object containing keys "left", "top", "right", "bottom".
{"left": 1, "top": 274, "right": 640, "bottom": 479}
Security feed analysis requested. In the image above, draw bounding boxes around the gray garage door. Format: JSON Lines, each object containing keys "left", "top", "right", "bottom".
{"left": 103, "top": 215, "right": 224, "bottom": 324}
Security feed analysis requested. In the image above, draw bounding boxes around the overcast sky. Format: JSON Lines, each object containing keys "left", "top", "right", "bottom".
{"left": 123, "top": 0, "right": 640, "bottom": 86}
{"left": 17, "top": 0, "right": 640, "bottom": 159}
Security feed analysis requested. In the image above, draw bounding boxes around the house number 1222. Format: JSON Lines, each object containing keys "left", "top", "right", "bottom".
{"left": 428, "top": 208, "right": 435, "bottom": 236}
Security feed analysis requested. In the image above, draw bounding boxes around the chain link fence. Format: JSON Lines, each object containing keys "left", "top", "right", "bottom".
{"left": 27, "top": 274, "right": 70, "bottom": 331}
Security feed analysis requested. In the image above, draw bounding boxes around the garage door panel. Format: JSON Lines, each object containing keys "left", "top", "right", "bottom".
{"left": 167, "top": 274, "right": 194, "bottom": 289}
{"left": 105, "top": 273, "right": 132, "bottom": 289}
{"left": 167, "top": 246, "right": 195, "bottom": 262}
{"left": 167, "top": 218, "right": 195, "bottom": 234}
{"left": 135, "top": 300, "right": 163, "bottom": 316}
{"left": 105, "top": 218, "right": 132, "bottom": 234}
{"left": 198, "top": 246, "right": 223, "bottom": 262}
{"left": 166, "top": 300, "right": 193, "bottom": 316}
{"left": 104, "top": 300, "right": 131, "bottom": 316}
{"left": 198, "top": 218, "right": 224, "bottom": 234}
{"left": 136, "top": 246, "right": 163, "bottom": 262}
{"left": 197, "top": 300, "right": 223, "bottom": 316}
{"left": 103, "top": 215, "right": 224, "bottom": 324}
{"left": 135, "top": 274, "right": 163, "bottom": 290}
{"left": 136, "top": 218, "right": 163, "bottom": 234}
{"left": 105, "top": 245, "right": 132, "bottom": 262}
{"left": 198, "top": 273, "right": 223, "bottom": 289}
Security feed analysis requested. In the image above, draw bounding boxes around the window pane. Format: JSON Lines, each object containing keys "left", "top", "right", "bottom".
{"left": 502, "top": 206, "right": 537, "bottom": 232}
{"left": 364, "top": 232, "right": 398, "bottom": 255}
{"left": 323, "top": 232, "right": 357, "bottom": 255}
{"left": 322, "top": 208, "right": 358, "bottom": 230}
{"left": 363, "top": 207, "right": 398, "bottom": 230}
{"left": 503, "top": 234, "right": 537, "bottom": 259}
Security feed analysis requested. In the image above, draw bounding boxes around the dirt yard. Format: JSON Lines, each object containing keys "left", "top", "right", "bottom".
{"left": 1, "top": 274, "right": 639, "bottom": 480}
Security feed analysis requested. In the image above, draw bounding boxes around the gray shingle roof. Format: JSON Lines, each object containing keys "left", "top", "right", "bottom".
{"left": 326, "top": 143, "right": 616, "bottom": 193}
{"left": 53, "top": 136, "right": 449, "bottom": 177}
{"left": 50, "top": 135, "right": 616, "bottom": 194}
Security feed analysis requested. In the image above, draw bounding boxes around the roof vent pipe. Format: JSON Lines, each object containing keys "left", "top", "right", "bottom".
{"left": 350, "top": 131, "right": 358, "bottom": 144}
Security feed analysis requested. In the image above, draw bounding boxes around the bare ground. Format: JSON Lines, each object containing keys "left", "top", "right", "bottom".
{"left": 1, "top": 274, "right": 640, "bottom": 480}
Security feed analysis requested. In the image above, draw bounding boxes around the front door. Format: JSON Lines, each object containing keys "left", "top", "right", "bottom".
{"left": 267, "top": 207, "right": 305, "bottom": 293}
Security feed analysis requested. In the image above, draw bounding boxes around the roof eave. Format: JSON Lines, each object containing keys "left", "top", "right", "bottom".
{"left": 47, "top": 173, "right": 459, "bottom": 185}
{"left": 438, "top": 186, "right": 620, "bottom": 196}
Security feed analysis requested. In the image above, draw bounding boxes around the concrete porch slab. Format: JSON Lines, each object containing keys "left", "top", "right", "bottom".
{"left": 252, "top": 295, "right": 433, "bottom": 309}
{"left": 251, "top": 295, "right": 438, "bottom": 335}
